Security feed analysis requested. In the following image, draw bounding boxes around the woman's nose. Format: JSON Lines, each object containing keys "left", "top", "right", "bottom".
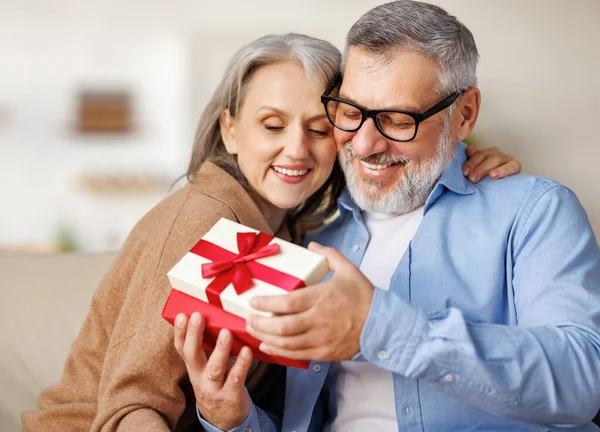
{"left": 283, "top": 127, "right": 310, "bottom": 160}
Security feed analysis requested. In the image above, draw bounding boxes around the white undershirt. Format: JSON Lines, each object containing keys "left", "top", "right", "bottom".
{"left": 329, "top": 206, "right": 424, "bottom": 432}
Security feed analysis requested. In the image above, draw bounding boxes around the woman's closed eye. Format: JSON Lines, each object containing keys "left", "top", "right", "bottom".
{"left": 264, "top": 125, "right": 284, "bottom": 132}
{"left": 309, "top": 128, "right": 331, "bottom": 138}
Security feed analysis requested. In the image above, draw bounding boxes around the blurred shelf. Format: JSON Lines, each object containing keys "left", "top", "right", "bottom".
{"left": 76, "top": 173, "right": 172, "bottom": 196}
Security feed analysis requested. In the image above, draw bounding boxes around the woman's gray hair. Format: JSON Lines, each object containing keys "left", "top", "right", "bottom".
{"left": 187, "top": 33, "right": 341, "bottom": 182}
{"left": 344, "top": 0, "right": 479, "bottom": 95}
{"left": 186, "top": 33, "right": 345, "bottom": 234}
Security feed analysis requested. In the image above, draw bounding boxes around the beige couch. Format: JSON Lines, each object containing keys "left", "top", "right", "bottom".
{"left": 0, "top": 252, "right": 116, "bottom": 431}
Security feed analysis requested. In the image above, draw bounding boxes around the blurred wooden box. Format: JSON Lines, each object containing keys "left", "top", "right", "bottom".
{"left": 77, "top": 91, "right": 132, "bottom": 133}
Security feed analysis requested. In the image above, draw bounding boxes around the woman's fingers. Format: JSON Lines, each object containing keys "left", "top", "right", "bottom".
{"left": 466, "top": 155, "right": 503, "bottom": 183}
{"left": 462, "top": 146, "right": 522, "bottom": 182}
{"left": 181, "top": 312, "right": 208, "bottom": 371}
{"left": 173, "top": 313, "right": 188, "bottom": 357}
{"left": 489, "top": 159, "right": 522, "bottom": 180}
{"left": 462, "top": 149, "right": 487, "bottom": 178}
{"left": 176, "top": 316, "right": 251, "bottom": 430}
{"left": 204, "top": 329, "right": 234, "bottom": 386}
{"left": 224, "top": 346, "right": 253, "bottom": 393}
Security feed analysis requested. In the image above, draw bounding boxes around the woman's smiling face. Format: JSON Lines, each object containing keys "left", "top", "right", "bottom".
{"left": 221, "top": 61, "right": 337, "bottom": 213}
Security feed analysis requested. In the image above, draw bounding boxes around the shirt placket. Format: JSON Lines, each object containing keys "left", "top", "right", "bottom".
{"left": 391, "top": 242, "right": 425, "bottom": 431}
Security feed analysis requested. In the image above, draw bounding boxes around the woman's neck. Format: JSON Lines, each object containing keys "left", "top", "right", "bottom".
{"left": 248, "top": 190, "right": 287, "bottom": 234}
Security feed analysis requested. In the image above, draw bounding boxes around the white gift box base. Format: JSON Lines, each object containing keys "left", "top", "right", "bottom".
{"left": 167, "top": 218, "right": 329, "bottom": 320}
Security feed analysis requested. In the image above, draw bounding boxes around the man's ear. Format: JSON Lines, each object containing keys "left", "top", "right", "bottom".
{"left": 219, "top": 109, "right": 238, "bottom": 155}
{"left": 455, "top": 87, "right": 481, "bottom": 141}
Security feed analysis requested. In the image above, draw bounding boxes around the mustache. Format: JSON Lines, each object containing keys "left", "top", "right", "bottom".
{"left": 343, "top": 142, "right": 409, "bottom": 166}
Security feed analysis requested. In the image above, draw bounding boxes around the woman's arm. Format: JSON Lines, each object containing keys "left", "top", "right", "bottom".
{"left": 88, "top": 194, "right": 242, "bottom": 431}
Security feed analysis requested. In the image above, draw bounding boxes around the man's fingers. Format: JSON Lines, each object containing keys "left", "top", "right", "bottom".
{"left": 250, "top": 285, "right": 317, "bottom": 314}
{"left": 247, "top": 325, "right": 316, "bottom": 351}
{"left": 223, "top": 347, "right": 253, "bottom": 392}
{"left": 182, "top": 312, "right": 208, "bottom": 371}
{"left": 246, "top": 309, "right": 312, "bottom": 336}
{"left": 259, "top": 343, "right": 324, "bottom": 361}
{"left": 308, "top": 242, "right": 351, "bottom": 273}
{"left": 205, "top": 329, "right": 233, "bottom": 386}
{"left": 490, "top": 159, "right": 522, "bottom": 180}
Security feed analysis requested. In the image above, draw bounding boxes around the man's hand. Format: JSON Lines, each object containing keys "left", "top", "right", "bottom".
{"left": 246, "top": 242, "right": 374, "bottom": 361}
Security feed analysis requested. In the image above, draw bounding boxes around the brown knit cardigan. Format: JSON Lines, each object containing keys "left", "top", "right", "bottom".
{"left": 22, "top": 163, "right": 288, "bottom": 431}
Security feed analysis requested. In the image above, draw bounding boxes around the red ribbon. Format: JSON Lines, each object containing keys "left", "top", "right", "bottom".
{"left": 190, "top": 231, "right": 305, "bottom": 308}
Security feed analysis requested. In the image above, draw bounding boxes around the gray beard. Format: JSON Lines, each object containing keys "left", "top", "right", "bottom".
{"left": 339, "top": 124, "right": 454, "bottom": 215}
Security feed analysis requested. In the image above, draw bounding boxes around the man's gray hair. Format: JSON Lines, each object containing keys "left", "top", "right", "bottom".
{"left": 344, "top": 0, "right": 479, "bottom": 94}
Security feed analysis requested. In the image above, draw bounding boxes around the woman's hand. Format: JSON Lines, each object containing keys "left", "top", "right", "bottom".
{"left": 174, "top": 312, "right": 252, "bottom": 431}
{"left": 462, "top": 146, "right": 522, "bottom": 183}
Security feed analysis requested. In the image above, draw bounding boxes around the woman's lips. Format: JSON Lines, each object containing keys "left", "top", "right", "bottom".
{"left": 271, "top": 166, "right": 311, "bottom": 184}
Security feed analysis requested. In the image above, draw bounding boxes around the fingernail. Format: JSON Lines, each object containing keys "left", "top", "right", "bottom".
{"left": 490, "top": 170, "right": 499, "bottom": 179}
{"left": 249, "top": 297, "right": 259, "bottom": 308}
{"left": 469, "top": 175, "right": 477, "bottom": 182}
{"left": 219, "top": 330, "right": 230, "bottom": 343}
{"left": 463, "top": 168, "right": 470, "bottom": 176}
{"left": 259, "top": 343, "right": 269, "bottom": 353}
{"left": 246, "top": 324, "right": 254, "bottom": 334}
{"left": 175, "top": 314, "right": 186, "bottom": 328}
{"left": 240, "top": 347, "right": 251, "bottom": 359}
{"left": 190, "top": 312, "right": 201, "bottom": 327}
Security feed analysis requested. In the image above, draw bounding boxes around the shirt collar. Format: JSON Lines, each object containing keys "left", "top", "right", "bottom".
{"left": 338, "top": 188, "right": 360, "bottom": 218}
{"left": 423, "top": 140, "right": 475, "bottom": 213}
{"left": 435, "top": 140, "right": 475, "bottom": 196}
{"left": 337, "top": 140, "right": 475, "bottom": 216}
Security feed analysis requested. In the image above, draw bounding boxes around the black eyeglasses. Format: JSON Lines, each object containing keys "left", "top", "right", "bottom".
{"left": 321, "top": 74, "right": 467, "bottom": 142}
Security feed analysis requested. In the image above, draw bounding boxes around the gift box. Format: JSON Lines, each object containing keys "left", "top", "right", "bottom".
{"left": 162, "top": 217, "right": 330, "bottom": 369}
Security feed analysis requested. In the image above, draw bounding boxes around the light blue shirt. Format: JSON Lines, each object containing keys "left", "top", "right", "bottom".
{"left": 199, "top": 141, "right": 600, "bottom": 431}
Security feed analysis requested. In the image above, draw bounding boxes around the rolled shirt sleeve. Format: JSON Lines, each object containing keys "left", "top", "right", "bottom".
{"left": 359, "top": 185, "right": 600, "bottom": 424}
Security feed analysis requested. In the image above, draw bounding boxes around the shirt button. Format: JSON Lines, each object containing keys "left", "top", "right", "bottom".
{"left": 245, "top": 429, "right": 251, "bottom": 432}
{"left": 352, "top": 244, "right": 360, "bottom": 252}
{"left": 377, "top": 350, "right": 388, "bottom": 360}
{"left": 444, "top": 374, "right": 454, "bottom": 382}
{"left": 313, "top": 364, "right": 322, "bottom": 373}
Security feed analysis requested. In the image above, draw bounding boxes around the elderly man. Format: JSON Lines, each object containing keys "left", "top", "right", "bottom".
{"left": 244, "top": 1, "right": 600, "bottom": 431}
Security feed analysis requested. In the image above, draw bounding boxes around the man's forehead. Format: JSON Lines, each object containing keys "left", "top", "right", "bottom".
{"left": 341, "top": 47, "right": 440, "bottom": 110}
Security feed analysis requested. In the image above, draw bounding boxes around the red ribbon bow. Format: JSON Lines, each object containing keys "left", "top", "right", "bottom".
{"left": 190, "top": 231, "right": 305, "bottom": 308}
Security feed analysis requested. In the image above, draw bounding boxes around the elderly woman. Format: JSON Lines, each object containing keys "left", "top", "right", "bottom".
{"left": 22, "top": 33, "right": 520, "bottom": 432}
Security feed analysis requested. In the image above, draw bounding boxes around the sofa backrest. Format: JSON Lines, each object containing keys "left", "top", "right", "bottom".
{"left": 0, "top": 252, "right": 116, "bottom": 431}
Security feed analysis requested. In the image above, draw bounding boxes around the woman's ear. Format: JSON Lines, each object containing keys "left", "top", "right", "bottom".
{"left": 219, "top": 109, "right": 238, "bottom": 155}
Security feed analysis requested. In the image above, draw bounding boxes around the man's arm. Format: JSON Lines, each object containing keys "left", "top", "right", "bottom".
{"left": 359, "top": 184, "right": 600, "bottom": 424}
{"left": 247, "top": 185, "right": 600, "bottom": 425}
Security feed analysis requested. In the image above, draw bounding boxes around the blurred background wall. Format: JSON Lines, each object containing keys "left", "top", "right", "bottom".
{"left": 0, "top": 0, "right": 598, "bottom": 252}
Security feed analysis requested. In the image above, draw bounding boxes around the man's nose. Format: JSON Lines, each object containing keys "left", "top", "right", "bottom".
{"left": 350, "top": 118, "right": 389, "bottom": 158}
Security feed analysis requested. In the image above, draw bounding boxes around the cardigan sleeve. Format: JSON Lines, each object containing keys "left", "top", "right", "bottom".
{"left": 22, "top": 186, "right": 243, "bottom": 432}
{"left": 89, "top": 191, "right": 240, "bottom": 431}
